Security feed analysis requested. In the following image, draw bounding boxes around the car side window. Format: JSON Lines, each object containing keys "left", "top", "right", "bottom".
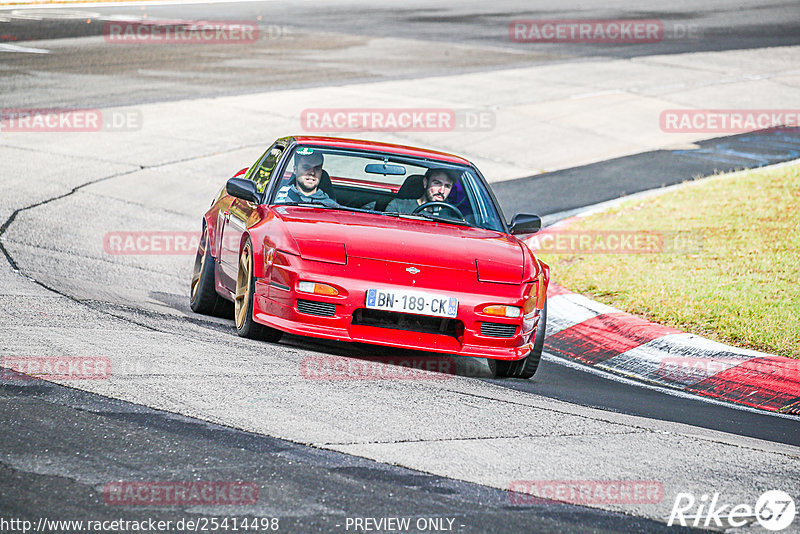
{"left": 253, "top": 145, "right": 284, "bottom": 193}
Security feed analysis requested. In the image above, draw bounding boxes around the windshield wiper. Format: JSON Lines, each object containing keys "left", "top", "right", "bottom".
{"left": 381, "top": 212, "right": 468, "bottom": 226}
{"left": 277, "top": 202, "right": 380, "bottom": 213}
{"left": 324, "top": 205, "right": 376, "bottom": 214}
{"left": 416, "top": 211, "right": 470, "bottom": 226}
{"left": 276, "top": 201, "right": 351, "bottom": 209}
{"left": 382, "top": 212, "right": 426, "bottom": 221}
{"left": 275, "top": 201, "right": 324, "bottom": 207}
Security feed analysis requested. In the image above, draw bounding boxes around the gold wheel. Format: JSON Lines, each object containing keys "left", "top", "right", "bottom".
{"left": 234, "top": 244, "right": 252, "bottom": 329}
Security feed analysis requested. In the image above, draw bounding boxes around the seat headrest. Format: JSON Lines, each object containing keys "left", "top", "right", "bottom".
{"left": 396, "top": 174, "right": 425, "bottom": 199}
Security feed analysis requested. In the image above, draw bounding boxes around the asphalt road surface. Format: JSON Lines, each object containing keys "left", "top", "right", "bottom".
{"left": 2, "top": 0, "right": 800, "bottom": 108}
{"left": 0, "top": 374, "right": 702, "bottom": 534}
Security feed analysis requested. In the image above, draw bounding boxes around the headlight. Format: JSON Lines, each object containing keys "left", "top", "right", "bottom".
{"left": 482, "top": 305, "right": 521, "bottom": 318}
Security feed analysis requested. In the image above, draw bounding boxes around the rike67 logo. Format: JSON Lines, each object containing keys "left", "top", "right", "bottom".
{"left": 668, "top": 490, "right": 796, "bottom": 530}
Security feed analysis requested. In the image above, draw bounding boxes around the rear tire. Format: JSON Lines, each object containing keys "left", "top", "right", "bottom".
{"left": 234, "top": 238, "right": 283, "bottom": 343}
{"left": 489, "top": 299, "right": 547, "bottom": 379}
{"left": 190, "top": 224, "right": 229, "bottom": 317}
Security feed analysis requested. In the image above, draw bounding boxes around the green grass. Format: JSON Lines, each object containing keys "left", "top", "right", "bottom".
{"left": 539, "top": 163, "right": 800, "bottom": 359}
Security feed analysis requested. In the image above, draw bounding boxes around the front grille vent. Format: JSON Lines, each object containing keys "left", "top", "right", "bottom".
{"left": 297, "top": 299, "right": 336, "bottom": 317}
{"left": 480, "top": 322, "right": 517, "bottom": 338}
{"left": 352, "top": 309, "right": 460, "bottom": 338}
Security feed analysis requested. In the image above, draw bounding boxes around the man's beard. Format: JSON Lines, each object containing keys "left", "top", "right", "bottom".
{"left": 297, "top": 176, "right": 317, "bottom": 194}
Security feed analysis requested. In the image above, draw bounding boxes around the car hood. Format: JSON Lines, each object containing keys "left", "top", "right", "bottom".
{"left": 272, "top": 207, "right": 524, "bottom": 282}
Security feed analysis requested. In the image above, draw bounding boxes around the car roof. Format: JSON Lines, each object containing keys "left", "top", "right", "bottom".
{"left": 289, "top": 136, "right": 472, "bottom": 165}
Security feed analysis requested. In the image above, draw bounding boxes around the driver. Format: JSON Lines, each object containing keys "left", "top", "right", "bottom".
{"left": 274, "top": 148, "right": 339, "bottom": 207}
{"left": 385, "top": 168, "right": 454, "bottom": 213}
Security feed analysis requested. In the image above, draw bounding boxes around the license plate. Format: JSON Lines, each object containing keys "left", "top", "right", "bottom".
{"left": 365, "top": 288, "right": 458, "bottom": 318}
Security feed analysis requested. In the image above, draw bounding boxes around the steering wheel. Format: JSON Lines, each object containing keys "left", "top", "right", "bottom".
{"left": 412, "top": 201, "right": 465, "bottom": 220}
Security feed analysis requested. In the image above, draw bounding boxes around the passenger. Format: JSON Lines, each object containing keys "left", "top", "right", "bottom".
{"left": 385, "top": 168, "right": 454, "bottom": 214}
{"left": 275, "top": 148, "right": 339, "bottom": 207}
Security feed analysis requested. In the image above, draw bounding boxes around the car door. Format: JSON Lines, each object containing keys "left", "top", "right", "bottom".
{"left": 218, "top": 143, "right": 285, "bottom": 292}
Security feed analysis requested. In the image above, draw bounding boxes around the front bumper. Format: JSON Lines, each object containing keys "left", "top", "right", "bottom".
{"left": 252, "top": 256, "right": 540, "bottom": 360}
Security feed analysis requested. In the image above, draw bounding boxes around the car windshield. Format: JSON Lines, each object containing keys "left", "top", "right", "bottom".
{"left": 270, "top": 145, "right": 506, "bottom": 232}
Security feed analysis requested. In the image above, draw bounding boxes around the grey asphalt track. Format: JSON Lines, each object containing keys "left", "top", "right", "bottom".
{"left": 0, "top": 373, "right": 704, "bottom": 534}
{"left": 3, "top": 0, "right": 800, "bottom": 108}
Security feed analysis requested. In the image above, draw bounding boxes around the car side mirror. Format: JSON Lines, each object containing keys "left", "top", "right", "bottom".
{"left": 226, "top": 177, "right": 260, "bottom": 204}
{"left": 509, "top": 213, "right": 541, "bottom": 235}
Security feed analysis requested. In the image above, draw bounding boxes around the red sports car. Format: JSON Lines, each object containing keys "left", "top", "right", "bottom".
{"left": 190, "top": 136, "right": 549, "bottom": 378}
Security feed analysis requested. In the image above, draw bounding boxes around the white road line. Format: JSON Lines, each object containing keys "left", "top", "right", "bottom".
{"left": 0, "top": 42, "right": 50, "bottom": 52}
{"left": 9, "top": 8, "right": 99, "bottom": 17}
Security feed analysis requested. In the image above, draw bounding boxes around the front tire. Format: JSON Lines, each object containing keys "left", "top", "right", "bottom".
{"left": 489, "top": 299, "right": 547, "bottom": 379}
{"left": 234, "top": 238, "right": 283, "bottom": 343}
{"left": 190, "top": 224, "right": 228, "bottom": 317}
